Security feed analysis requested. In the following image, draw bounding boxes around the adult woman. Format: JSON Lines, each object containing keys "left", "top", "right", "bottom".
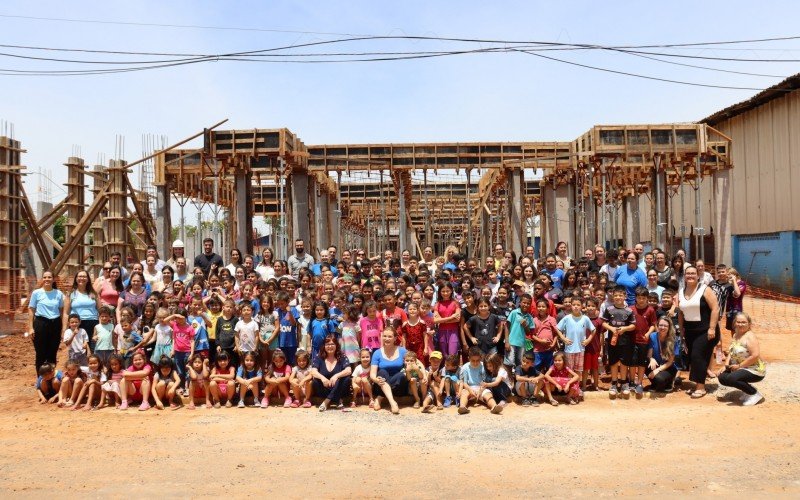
{"left": 272, "top": 260, "right": 288, "bottom": 280}
{"left": 646, "top": 317, "right": 677, "bottom": 392}
{"left": 256, "top": 247, "right": 275, "bottom": 281}
{"left": 63, "top": 270, "right": 100, "bottom": 351}
{"left": 93, "top": 262, "right": 112, "bottom": 294}
{"left": 142, "top": 254, "right": 162, "bottom": 289}
{"left": 653, "top": 252, "right": 674, "bottom": 290}
{"left": 434, "top": 283, "right": 461, "bottom": 357}
{"left": 442, "top": 245, "right": 459, "bottom": 272}
{"left": 670, "top": 255, "right": 686, "bottom": 290}
{"left": 311, "top": 335, "right": 353, "bottom": 411}
{"left": 614, "top": 252, "right": 648, "bottom": 305}
{"left": 174, "top": 256, "right": 189, "bottom": 283}
{"left": 522, "top": 265, "right": 539, "bottom": 296}
{"left": 154, "top": 265, "right": 175, "bottom": 294}
{"left": 98, "top": 265, "right": 124, "bottom": 310}
{"left": 117, "top": 271, "right": 149, "bottom": 322}
{"left": 678, "top": 266, "right": 720, "bottom": 398}
{"left": 725, "top": 268, "right": 747, "bottom": 330}
{"left": 400, "top": 249, "right": 412, "bottom": 272}
{"left": 716, "top": 312, "right": 766, "bottom": 406}
{"left": 28, "top": 271, "right": 64, "bottom": 375}
{"left": 165, "top": 239, "right": 185, "bottom": 268}
{"left": 646, "top": 269, "right": 665, "bottom": 300}
{"left": 234, "top": 266, "right": 247, "bottom": 291}
{"left": 369, "top": 327, "right": 407, "bottom": 414}
{"left": 554, "top": 241, "right": 572, "bottom": 268}
{"left": 226, "top": 248, "right": 243, "bottom": 276}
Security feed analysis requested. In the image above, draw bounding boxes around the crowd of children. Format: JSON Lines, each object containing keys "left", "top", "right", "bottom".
{"left": 35, "top": 241, "right": 750, "bottom": 413}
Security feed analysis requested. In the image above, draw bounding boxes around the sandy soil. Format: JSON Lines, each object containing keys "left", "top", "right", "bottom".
{"left": 1, "top": 297, "right": 798, "bottom": 497}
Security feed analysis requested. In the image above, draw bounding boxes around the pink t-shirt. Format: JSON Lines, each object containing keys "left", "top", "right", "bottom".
{"left": 435, "top": 300, "right": 459, "bottom": 333}
{"left": 359, "top": 316, "right": 384, "bottom": 350}
{"left": 172, "top": 320, "right": 195, "bottom": 353}
{"left": 99, "top": 280, "right": 120, "bottom": 307}
{"left": 126, "top": 363, "right": 152, "bottom": 378}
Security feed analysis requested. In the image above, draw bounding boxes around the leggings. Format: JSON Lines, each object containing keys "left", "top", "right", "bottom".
{"left": 173, "top": 351, "right": 190, "bottom": 388}
{"left": 371, "top": 368, "right": 408, "bottom": 397}
{"left": 312, "top": 376, "right": 352, "bottom": 404}
{"left": 684, "top": 326, "right": 719, "bottom": 384}
{"left": 646, "top": 367, "right": 677, "bottom": 392}
{"left": 437, "top": 325, "right": 460, "bottom": 357}
{"left": 718, "top": 369, "right": 764, "bottom": 396}
{"left": 80, "top": 319, "right": 99, "bottom": 353}
{"left": 33, "top": 316, "right": 62, "bottom": 375}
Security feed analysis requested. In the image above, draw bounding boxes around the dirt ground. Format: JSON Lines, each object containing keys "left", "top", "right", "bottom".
{"left": 1, "top": 297, "right": 799, "bottom": 497}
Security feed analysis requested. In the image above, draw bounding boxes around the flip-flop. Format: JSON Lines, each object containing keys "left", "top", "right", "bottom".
{"left": 690, "top": 390, "right": 707, "bottom": 399}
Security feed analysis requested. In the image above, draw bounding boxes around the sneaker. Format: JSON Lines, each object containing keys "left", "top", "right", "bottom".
{"left": 443, "top": 396, "right": 452, "bottom": 408}
{"left": 635, "top": 384, "right": 644, "bottom": 396}
{"left": 138, "top": 402, "right": 151, "bottom": 411}
{"left": 609, "top": 385, "right": 618, "bottom": 397}
{"left": 739, "top": 392, "right": 749, "bottom": 402}
{"left": 530, "top": 398, "right": 540, "bottom": 407}
{"left": 283, "top": 397, "right": 292, "bottom": 408}
{"left": 621, "top": 383, "right": 631, "bottom": 396}
{"left": 742, "top": 392, "right": 764, "bottom": 407}
{"left": 237, "top": 400, "right": 246, "bottom": 408}
{"left": 455, "top": 397, "right": 460, "bottom": 407}
{"left": 260, "top": 397, "right": 269, "bottom": 408}
{"left": 119, "top": 401, "right": 129, "bottom": 411}
{"left": 521, "top": 398, "right": 531, "bottom": 407}
{"left": 318, "top": 403, "right": 327, "bottom": 412}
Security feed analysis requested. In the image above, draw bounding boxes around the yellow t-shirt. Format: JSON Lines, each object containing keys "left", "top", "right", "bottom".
{"left": 208, "top": 311, "right": 223, "bottom": 340}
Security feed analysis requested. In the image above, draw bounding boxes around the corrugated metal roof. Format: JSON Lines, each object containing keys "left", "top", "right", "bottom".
{"left": 700, "top": 73, "right": 800, "bottom": 125}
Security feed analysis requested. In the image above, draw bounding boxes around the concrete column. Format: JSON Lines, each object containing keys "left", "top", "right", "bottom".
{"left": 480, "top": 204, "right": 491, "bottom": 261}
{"left": 64, "top": 157, "right": 85, "bottom": 277}
{"left": 155, "top": 183, "right": 171, "bottom": 261}
{"left": 543, "top": 185, "right": 557, "bottom": 255}
{"left": 624, "top": 195, "right": 641, "bottom": 247}
{"left": 291, "top": 171, "right": 310, "bottom": 245}
{"left": 89, "top": 164, "right": 107, "bottom": 275}
{"left": 315, "top": 188, "right": 329, "bottom": 252}
{"left": 105, "top": 160, "right": 128, "bottom": 264}
{"left": 506, "top": 169, "right": 525, "bottom": 257}
{"left": 713, "top": 169, "right": 732, "bottom": 265}
{"left": 234, "top": 170, "right": 253, "bottom": 255}
{"left": 32, "top": 201, "right": 55, "bottom": 275}
{"left": 554, "top": 184, "right": 574, "bottom": 254}
{"left": 327, "top": 194, "right": 339, "bottom": 252}
{"left": 398, "top": 180, "right": 409, "bottom": 252}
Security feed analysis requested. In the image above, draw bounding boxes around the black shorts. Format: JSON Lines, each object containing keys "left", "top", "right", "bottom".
{"left": 490, "top": 384, "right": 512, "bottom": 402}
{"left": 608, "top": 334, "right": 635, "bottom": 366}
{"left": 632, "top": 343, "right": 649, "bottom": 367}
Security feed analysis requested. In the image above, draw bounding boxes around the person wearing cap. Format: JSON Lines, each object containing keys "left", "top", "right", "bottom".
{"left": 420, "top": 350, "right": 444, "bottom": 412}
{"left": 166, "top": 239, "right": 185, "bottom": 269}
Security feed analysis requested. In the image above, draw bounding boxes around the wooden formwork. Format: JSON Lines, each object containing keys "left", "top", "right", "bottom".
{"left": 64, "top": 156, "right": 86, "bottom": 277}
{"left": 0, "top": 136, "right": 24, "bottom": 319}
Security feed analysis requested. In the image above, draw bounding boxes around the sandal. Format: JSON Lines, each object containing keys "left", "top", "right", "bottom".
{"left": 301, "top": 401, "right": 312, "bottom": 408}
{"left": 549, "top": 398, "right": 559, "bottom": 407}
{"left": 290, "top": 400, "right": 300, "bottom": 408}
{"left": 350, "top": 400, "right": 357, "bottom": 408}
{"left": 690, "top": 390, "right": 707, "bottom": 399}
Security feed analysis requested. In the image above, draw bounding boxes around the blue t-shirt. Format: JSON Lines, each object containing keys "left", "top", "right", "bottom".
{"left": 557, "top": 314, "right": 595, "bottom": 354}
{"left": 277, "top": 307, "right": 301, "bottom": 348}
{"left": 68, "top": 290, "right": 98, "bottom": 321}
{"left": 30, "top": 288, "right": 64, "bottom": 319}
{"left": 541, "top": 268, "right": 565, "bottom": 290}
{"left": 371, "top": 347, "right": 407, "bottom": 376}
{"left": 309, "top": 318, "right": 337, "bottom": 357}
{"left": 614, "top": 267, "right": 648, "bottom": 305}
{"left": 236, "top": 366, "right": 263, "bottom": 379}
{"left": 459, "top": 362, "right": 486, "bottom": 386}
{"left": 36, "top": 371, "right": 63, "bottom": 392}
{"left": 188, "top": 315, "right": 210, "bottom": 351}
{"left": 507, "top": 308, "right": 534, "bottom": 348}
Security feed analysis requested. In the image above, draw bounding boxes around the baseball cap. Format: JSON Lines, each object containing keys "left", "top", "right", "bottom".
{"left": 429, "top": 351, "right": 443, "bottom": 360}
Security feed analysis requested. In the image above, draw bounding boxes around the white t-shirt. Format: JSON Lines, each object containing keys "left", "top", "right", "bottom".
{"left": 63, "top": 328, "right": 88, "bottom": 355}
{"left": 234, "top": 318, "right": 259, "bottom": 352}
{"left": 352, "top": 364, "right": 369, "bottom": 378}
{"left": 292, "top": 365, "right": 312, "bottom": 380}
{"left": 495, "top": 367, "right": 513, "bottom": 389}
{"left": 154, "top": 323, "right": 173, "bottom": 346}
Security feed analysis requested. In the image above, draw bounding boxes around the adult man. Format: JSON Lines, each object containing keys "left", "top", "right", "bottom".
{"left": 327, "top": 245, "right": 338, "bottom": 267}
{"left": 311, "top": 249, "right": 338, "bottom": 277}
{"left": 140, "top": 245, "right": 166, "bottom": 272}
{"left": 287, "top": 239, "right": 314, "bottom": 278}
{"left": 525, "top": 245, "right": 536, "bottom": 261}
{"left": 109, "top": 251, "right": 129, "bottom": 279}
{"left": 420, "top": 246, "right": 436, "bottom": 274}
{"left": 194, "top": 238, "right": 224, "bottom": 277}
{"left": 634, "top": 243, "right": 646, "bottom": 271}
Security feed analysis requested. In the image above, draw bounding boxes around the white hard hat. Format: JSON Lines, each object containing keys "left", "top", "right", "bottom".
{"left": 172, "top": 239, "right": 185, "bottom": 248}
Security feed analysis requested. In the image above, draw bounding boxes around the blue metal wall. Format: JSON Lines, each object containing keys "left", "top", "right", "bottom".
{"left": 732, "top": 231, "right": 799, "bottom": 296}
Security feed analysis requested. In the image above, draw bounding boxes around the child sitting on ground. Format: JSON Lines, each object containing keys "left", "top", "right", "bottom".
{"left": 187, "top": 354, "right": 211, "bottom": 410}
{"left": 351, "top": 348, "right": 374, "bottom": 408}
{"left": 35, "top": 363, "right": 62, "bottom": 404}
{"left": 421, "top": 350, "right": 444, "bottom": 412}
{"left": 289, "top": 350, "right": 313, "bottom": 408}
{"left": 515, "top": 351, "right": 542, "bottom": 406}
{"left": 458, "top": 347, "right": 504, "bottom": 415}
{"left": 482, "top": 353, "right": 512, "bottom": 408}
{"left": 542, "top": 351, "right": 581, "bottom": 406}
{"left": 403, "top": 351, "right": 428, "bottom": 409}
{"left": 58, "top": 359, "right": 86, "bottom": 408}
{"left": 73, "top": 354, "right": 106, "bottom": 411}
{"left": 441, "top": 354, "right": 460, "bottom": 408}
{"left": 151, "top": 355, "right": 181, "bottom": 410}
{"left": 236, "top": 352, "right": 263, "bottom": 408}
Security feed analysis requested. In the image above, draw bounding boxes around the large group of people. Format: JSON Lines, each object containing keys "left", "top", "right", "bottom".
{"left": 28, "top": 235, "right": 767, "bottom": 414}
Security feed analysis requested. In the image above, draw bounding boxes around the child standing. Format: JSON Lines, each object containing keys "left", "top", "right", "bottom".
{"left": 583, "top": 298, "right": 605, "bottom": 391}
{"left": 255, "top": 296, "right": 277, "bottom": 368}
{"left": 236, "top": 351, "right": 263, "bottom": 408}
{"left": 308, "top": 301, "right": 337, "bottom": 362}
{"left": 401, "top": 303, "right": 428, "bottom": 364}
{"left": 504, "top": 294, "right": 534, "bottom": 371}
{"left": 542, "top": 351, "right": 581, "bottom": 406}
{"left": 296, "top": 297, "right": 313, "bottom": 354}
{"left": 530, "top": 298, "right": 558, "bottom": 374}
{"left": 464, "top": 298, "right": 502, "bottom": 357}
{"left": 209, "top": 352, "right": 236, "bottom": 408}
{"left": 602, "top": 286, "right": 636, "bottom": 398}
{"left": 339, "top": 305, "right": 362, "bottom": 366}
{"left": 188, "top": 297, "right": 211, "bottom": 359}
{"left": 274, "top": 292, "right": 300, "bottom": 367}
{"left": 555, "top": 297, "right": 596, "bottom": 394}
{"left": 150, "top": 307, "right": 174, "bottom": 364}
{"left": 92, "top": 306, "right": 115, "bottom": 367}
{"left": 62, "top": 314, "right": 90, "bottom": 368}
{"left": 289, "top": 350, "right": 313, "bottom": 408}
{"left": 215, "top": 299, "right": 239, "bottom": 366}
{"left": 631, "top": 287, "right": 657, "bottom": 396}
{"left": 358, "top": 300, "right": 384, "bottom": 353}
{"left": 234, "top": 303, "right": 259, "bottom": 360}
{"left": 171, "top": 308, "right": 196, "bottom": 392}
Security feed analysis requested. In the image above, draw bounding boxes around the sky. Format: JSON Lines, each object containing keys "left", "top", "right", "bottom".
{"left": 2, "top": 1, "right": 800, "bottom": 229}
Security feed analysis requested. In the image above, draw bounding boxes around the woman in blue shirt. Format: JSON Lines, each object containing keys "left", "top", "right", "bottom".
{"left": 28, "top": 271, "right": 65, "bottom": 375}
{"left": 370, "top": 327, "right": 408, "bottom": 415}
{"left": 614, "top": 252, "right": 648, "bottom": 305}
{"left": 63, "top": 270, "right": 100, "bottom": 351}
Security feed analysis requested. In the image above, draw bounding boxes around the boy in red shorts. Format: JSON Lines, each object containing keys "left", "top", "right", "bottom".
{"left": 583, "top": 297, "right": 604, "bottom": 390}
{"left": 631, "top": 287, "right": 657, "bottom": 396}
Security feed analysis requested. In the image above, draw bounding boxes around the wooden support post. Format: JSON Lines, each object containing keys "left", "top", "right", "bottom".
{"left": 64, "top": 156, "right": 86, "bottom": 277}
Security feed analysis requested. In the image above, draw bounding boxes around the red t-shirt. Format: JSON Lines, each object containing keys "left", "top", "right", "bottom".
{"left": 632, "top": 306, "right": 657, "bottom": 345}
{"left": 532, "top": 316, "right": 558, "bottom": 352}
{"left": 530, "top": 297, "right": 557, "bottom": 318}
{"left": 587, "top": 316, "right": 605, "bottom": 354}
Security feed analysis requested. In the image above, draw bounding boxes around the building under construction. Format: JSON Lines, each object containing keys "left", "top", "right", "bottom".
{"left": 2, "top": 73, "right": 799, "bottom": 323}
